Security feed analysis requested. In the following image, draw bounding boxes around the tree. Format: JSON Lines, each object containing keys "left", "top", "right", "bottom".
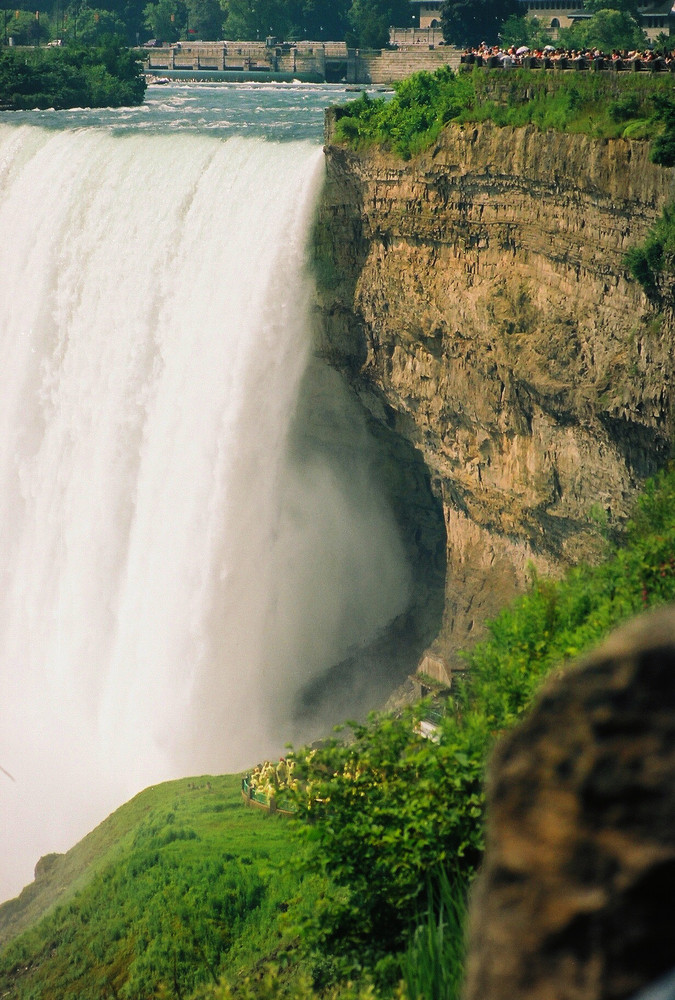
{"left": 144, "top": 0, "right": 184, "bottom": 41}
{"left": 584, "top": 0, "right": 639, "bottom": 15}
{"left": 222, "top": 0, "right": 290, "bottom": 40}
{"left": 348, "top": 0, "right": 411, "bottom": 49}
{"left": 440, "top": 0, "right": 520, "bottom": 48}
{"left": 285, "top": 0, "right": 351, "bottom": 40}
{"left": 186, "top": 0, "right": 223, "bottom": 39}
{"left": 559, "top": 8, "right": 646, "bottom": 52}
{"left": 499, "top": 13, "right": 553, "bottom": 48}
{"left": 64, "top": 8, "right": 127, "bottom": 44}
{"left": 0, "top": 40, "right": 145, "bottom": 108}
{"left": 653, "top": 30, "right": 672, "bottom": 52}
{"left": 5, "top": 8, "right": 51, "bottom": 44}
{"left": 63, "top": 0, "right": 149, "bottom": 46}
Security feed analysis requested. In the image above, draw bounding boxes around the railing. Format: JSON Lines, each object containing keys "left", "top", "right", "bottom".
{"left": 241, "top": 776, "right": 296, "bottom": 816}
{"left": 461, "top": 53, "right": 675, "bottom": 73}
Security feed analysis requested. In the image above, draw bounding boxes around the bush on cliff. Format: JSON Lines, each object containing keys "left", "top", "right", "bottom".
{"left": 626, "top": 201, "right": 675, "bottom": 291}
{"left": 333, "top": 66, "right": 475, "bottom": 158}
{"left": 650, "top": 92, "right": 675, "bottom": 166}
{"left": 331, "top": 65, "right": 675, "bottom": 159}
{"left": 286, "top": 707, "right": 486, "bottom": 970}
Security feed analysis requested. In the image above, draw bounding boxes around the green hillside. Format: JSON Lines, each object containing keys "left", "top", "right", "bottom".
{"left": 0, "top": 776, "right": 307, "bottom": 999}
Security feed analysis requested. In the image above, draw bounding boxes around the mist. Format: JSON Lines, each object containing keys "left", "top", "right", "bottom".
{"left": 0, "top": 125, "right": 412, "bottom": 903}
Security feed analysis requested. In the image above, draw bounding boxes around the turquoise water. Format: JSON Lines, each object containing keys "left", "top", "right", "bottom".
{"left": 2, "top": 80, "right": 380, "bottom": 140}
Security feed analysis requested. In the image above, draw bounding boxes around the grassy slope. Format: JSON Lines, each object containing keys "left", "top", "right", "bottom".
{"left": 0, "top": 781, "right": 201, "bottom": 947}
{"left": 0, "top": 775, "right": 303, "bottom": 999}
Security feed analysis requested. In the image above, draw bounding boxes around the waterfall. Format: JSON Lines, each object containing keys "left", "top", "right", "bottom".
{"left": 0, "top": 124, "right": 411, "bottom": 902}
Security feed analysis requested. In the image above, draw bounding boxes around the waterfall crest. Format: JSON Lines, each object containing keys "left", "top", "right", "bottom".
{"left": 0, "top": 124, "right": 411, "bottom": 902}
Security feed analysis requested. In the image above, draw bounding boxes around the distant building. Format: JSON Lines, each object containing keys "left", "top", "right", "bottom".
{"left": 640, "top": 1, "right": 675, "bottom": 39}
{"left": 409, "top": 0, "right": 443, "bottom": 30}
{"left": 516, "top": 0, "right": 674, "bottom": 41}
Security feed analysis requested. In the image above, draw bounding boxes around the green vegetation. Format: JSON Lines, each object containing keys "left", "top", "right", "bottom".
{"left": 330, "top": 66, "right": 675, "bottom": 159}
{"left": 2, "top": 464, "right": 675, "bottom": 999}
{"left": 285, "top": 710, "right": 485, "bottom": 976}
{"left": 626, "top": 201, "right": 675, "bottom": 292}
{"left": 0, "top": 0, "right": 668, "bottom": 51}
{"left": 559, "top": 8, "right": 646, "bottom": 51}
{"left": 0, "top": 777, "right": 309, "bottom": 999}
{"left": 0, "top": 39, "right": 146, "bottom": 109}
{"left": 649, "top": 92, "right": 675, "bottom": 165}
{"left": 624, "top": 92, "right": 675, "bottom": 293}
{"left": 439, "top": 0, "right": 654, "bottom": 51}
{"left": 440, "top": 0, "right": 519, "bottom": 50}
{"left": 498, "top": 13, "right": 555, "bottom": 50}
{"left": 270, "top": 467, "right": 675, "bottom": 996}
{"left": 502, "top": 2, "right": 649, "bottom": 53}
{"left": 0, "top": 0, "right": 412, "bottom": 50}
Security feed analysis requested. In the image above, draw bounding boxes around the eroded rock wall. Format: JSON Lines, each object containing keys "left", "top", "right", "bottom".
{"left": 313, "top": 122, "right": 675, "bottom": 664}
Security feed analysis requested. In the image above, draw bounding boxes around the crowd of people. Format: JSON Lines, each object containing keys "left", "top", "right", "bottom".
{"left": 246, "top": 757, "right": 298, "bottom": 802}
{"left": 461, "top": 41, "right": 675, "bottom": 69}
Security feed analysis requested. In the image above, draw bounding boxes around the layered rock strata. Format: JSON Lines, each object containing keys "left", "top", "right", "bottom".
{"left": 313, "top": 121, "right": 675, "bottom": 663}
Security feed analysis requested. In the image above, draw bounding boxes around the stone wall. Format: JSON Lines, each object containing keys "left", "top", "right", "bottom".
{"left": 351, "top": 46, "right": 461, "bottom": 83}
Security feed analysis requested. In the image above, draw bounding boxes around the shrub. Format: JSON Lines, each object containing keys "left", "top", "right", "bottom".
{"left": 329, "top": 67, "right": 674, "bottom": 160}
{"left": 0, "top": 40, "right": 145, "bottom": 111}
{"left": 286, "top": 463, "right": 675, "bottom": 979}
{"left": 625, "top": 202, "right": 675, "bottom": 292}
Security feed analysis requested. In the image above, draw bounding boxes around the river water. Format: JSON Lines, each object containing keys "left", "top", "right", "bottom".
{"left": 0, "top": 82, "right": 410, "bottom": 902}
{"left": 4, "top": 79, "right": 372, "bottom": 138}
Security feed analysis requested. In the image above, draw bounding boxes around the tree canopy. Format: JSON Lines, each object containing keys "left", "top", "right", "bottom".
{"left": 440, "top": 0, "right": 520, "bottom": 48}
{"left": 0, "top": 0, "right": 455, "bottom": 47}
{"left": 559, "top": 8, "right": 646, "bottom": 52}
{"left": 0, "top": 38, "right": 146, "bottom": 108}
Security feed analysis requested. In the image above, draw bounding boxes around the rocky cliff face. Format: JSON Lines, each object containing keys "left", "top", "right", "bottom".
{"left": 313, "top": 121, "right": 675, "bottom": 666}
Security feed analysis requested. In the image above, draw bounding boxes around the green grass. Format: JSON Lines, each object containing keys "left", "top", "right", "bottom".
{"left": 329, "top": 66, "right": 675, "bottom": 160}
{"left": 0, "top": 776, "right": 306, "bottom": 1000}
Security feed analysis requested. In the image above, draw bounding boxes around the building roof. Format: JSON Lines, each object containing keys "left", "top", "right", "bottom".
{"left": 639, "top": 2, "right": 675, "bottom": 14}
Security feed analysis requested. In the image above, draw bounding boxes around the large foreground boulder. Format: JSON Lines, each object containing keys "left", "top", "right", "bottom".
{"left": 464, "top": 605, "right": 675, "bottom": 1000}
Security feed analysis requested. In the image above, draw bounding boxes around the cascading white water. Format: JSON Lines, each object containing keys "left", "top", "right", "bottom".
{"left": 0, "top": 122, "right": 411, "bottom": 902}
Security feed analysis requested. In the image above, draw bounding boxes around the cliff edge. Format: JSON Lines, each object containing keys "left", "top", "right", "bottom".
{"left": 314, "top": 121, "right": 675, "bottom": 666}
